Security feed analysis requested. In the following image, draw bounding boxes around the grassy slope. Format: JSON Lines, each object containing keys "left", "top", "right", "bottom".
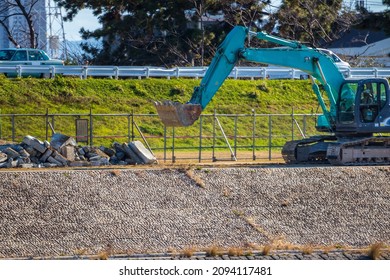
{"left": 0, "top": 75, "right": 320, "bottom": 146}
{"left": 0, "top": 75, "right": 318, "bottom": 114}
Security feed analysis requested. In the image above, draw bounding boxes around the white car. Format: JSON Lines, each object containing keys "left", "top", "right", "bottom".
{"left": 317, "top": 48, "right": 350, "bottom": 70}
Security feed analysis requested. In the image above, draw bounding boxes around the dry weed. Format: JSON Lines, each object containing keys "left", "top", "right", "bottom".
{"left": 228, "top": 247, "right": 244, "bottom": 256}
{"left": 181, "top": 247, "right": 195, "bottom": 258}
{"left": 301, "top": 244, "right": 314, "bottom": 255}
{"left": 367, "top": 242, "right": 384, "bottom": 260}
{"left": 262, "top": 244, "right": 273, "bottom": 255}
{"left": 96, "top": 251, "right": 109, "bottom": 260}
{"left": 205, "top": 246, "right": 222, "bottom": 257}
{"left": 185, "top": 169, "right": 206, "bottom": 188}
{"left": 110, "top": 169, "right": 121, "bottom": 176}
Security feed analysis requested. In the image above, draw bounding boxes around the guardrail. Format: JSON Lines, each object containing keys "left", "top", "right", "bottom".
{"left": 1, "top": 65, "right": 390, "bottom": 79}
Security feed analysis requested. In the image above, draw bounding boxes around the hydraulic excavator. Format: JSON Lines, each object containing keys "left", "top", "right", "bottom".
{"left": 154, "top": 26, "right": 390, "bottom": 165}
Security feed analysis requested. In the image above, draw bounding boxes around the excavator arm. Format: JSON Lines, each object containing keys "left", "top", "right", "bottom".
{"left": 155, "top": 26, "right": 345, "bottom": 129}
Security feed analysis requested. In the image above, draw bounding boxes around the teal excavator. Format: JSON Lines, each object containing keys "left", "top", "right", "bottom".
{"left": 155, "top": 26, "right": 390, "bottom": 165}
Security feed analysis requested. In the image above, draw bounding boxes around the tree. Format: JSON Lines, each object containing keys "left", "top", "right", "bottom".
{"left": 384, "top": 0, "right": 390, "bottom": 34}
{"left": 54, "top": 0, "right": 271, "bottom": 66}
{"left": 0, "top": 0, "right": 41, "bottom": 48}
{"left": 268, "top": 0, "right": 357, "bottom": 47}
{"left": 55, "top": 0, "right": 195, "bottom": 66}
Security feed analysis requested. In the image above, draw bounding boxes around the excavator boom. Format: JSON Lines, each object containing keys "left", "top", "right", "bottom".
{"left": 155, "top": 26, "right": 344, "bottom": 127}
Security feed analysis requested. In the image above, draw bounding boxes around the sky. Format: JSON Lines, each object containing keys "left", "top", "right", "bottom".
{"left": 62, "top": 1, "right": 388, "bottom": 41}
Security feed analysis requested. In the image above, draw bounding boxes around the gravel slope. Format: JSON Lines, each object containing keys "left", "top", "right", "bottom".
{"left": 0, "top": 166, "right": 389, "bottom": 258}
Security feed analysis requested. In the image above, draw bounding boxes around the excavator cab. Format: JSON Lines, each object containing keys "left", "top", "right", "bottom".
{"left": 337, "top": 78, "right": 390, "bottom": 134}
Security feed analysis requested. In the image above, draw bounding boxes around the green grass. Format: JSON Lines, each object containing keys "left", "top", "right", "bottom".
{"left": 0, "top": 75, "right": 321, "bottom": 147}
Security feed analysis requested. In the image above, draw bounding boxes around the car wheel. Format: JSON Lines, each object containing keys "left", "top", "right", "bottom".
{"left": 40, "top": 73, "right": 51, "bottom": 79}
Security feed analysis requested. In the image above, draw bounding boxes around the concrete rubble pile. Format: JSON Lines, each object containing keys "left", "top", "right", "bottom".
{"left": 0, "top": 133, "right": 156, "bottom": 168}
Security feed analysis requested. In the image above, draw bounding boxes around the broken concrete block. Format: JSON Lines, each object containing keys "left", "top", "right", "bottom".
{"left": 100, "top": 146, "right": 115, "bottom": 157}
{"left": 20, "top": 163, "right": 34, "bottom": 168}
{"left": 47, "top": 156, "right": 62, "bottom": 166}
{"left": 3, "top": 147, "right": 21, "bottom": 159}
{"left": 86, "top": 152, "right": 98, "bottom": 159}
{"left": 82, "top": 146, "right": 91, "bottom": 154}
{"left": 30, "top": 156, "right": 40, "bottom": 164}
{"left": 22, "top": 135, "right": 46, "bottom": 153}
{"left": 0, "top": 152, "right": 7, "bottom": 163}
{"left": 77, "top": 147, "right": 86, "bottom": 156}
{"left": 69, "top": 161, "right": 88, "bottom": 167}
{"left": 129, "top": 141, "right": 156, "bottom": 164}
{"left": 53, "top": 151, "right": 68, "bottom": 166}
{"left": 50, "top": 133, "right": 76, "bottom": 151}
{"left": 124, "top": 158, "right": 136, "bottom": 164}
{"left": 40, "top": 149, "right": 53, "bottom": 162}
{"left": 122, "top": 143, "right": 142, "bottom": 164}
{"left": 116, "top": 151, "right": 125, "bottom": 161}
{"left": 89, "top": 155, "right": 102, "bottom": 161}
{"left": 43, "top": 163, "right": 59, "bottom": 168}
{"left": 18, "top": 148, "right": 30, "bottom": 159}
{"left": 96, "top": 149, "right": 110, "bottom": 158}
{"left": 44, "top": 141, "right": 51, "bottom": 149}
{"left": 24, "top": 146, "right": 37, "bottom": 157}
{"left": 61, "top": 146, "right": 75, "bottom": 161}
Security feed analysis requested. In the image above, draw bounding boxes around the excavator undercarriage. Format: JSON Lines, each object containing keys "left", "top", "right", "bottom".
{"left": 282, "top": 136, "right": 390, "bottom": 165}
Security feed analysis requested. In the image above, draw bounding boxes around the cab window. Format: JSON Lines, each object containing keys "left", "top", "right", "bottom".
{"left": 359, "top": 82, "right": 383, "bottom": 123}
{"left": 338, "top": 82, "right": 357, "bottom": 124}
{"left": 380, "top": 83, "right": 387, "bottom": 109}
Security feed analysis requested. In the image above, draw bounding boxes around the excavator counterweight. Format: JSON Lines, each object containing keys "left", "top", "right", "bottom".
{"left": 154, "top": 101, "right": 202, "bottom": 127}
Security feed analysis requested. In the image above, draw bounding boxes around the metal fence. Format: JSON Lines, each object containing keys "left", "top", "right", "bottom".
{"left": 1, "top": 65, "right": 390, "bottom": 79}
{"left": 0, "top": 110, "right": 321, "bottom": 163}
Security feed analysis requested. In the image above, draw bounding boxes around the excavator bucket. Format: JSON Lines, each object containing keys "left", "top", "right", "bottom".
{"left": 154, "top": 101, "right": 202, "bottom": 127}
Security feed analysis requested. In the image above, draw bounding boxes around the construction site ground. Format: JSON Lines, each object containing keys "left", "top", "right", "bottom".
{"left": 0, "top": 161, "right": 389, "bottom": 260}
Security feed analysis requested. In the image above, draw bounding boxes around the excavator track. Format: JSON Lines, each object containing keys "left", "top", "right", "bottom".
{"left": 326, "top": 137, "right": 390, "bottom": 165}
{"left": 283, "top": 136, "right": 390, "bottom": 165}
{"left": 282, "top": 136, "right": 337, "bottom": 164}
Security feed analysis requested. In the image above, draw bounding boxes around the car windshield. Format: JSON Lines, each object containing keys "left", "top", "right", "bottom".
{"left": 0, "top": 50, "right": 16, "bottom": 60}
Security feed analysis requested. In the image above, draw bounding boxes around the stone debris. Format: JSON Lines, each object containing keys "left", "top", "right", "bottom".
{"left": 0, "top": 135, "right": 157, "bottom": 168}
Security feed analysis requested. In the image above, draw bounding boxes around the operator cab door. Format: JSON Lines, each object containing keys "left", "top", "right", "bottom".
{"left": 357, "top": 80, "right": 389, "bottom": 133}
{"left": 337, "top": 79, "right": 390, "bottom": 134}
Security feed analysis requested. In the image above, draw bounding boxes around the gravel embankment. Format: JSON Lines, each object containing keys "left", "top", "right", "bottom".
{"left": 0, "top": 166, "right": 389, "bottom": 258}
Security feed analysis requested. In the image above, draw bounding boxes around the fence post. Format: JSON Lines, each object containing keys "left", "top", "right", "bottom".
{"left": 234, "top": 115, "right": 238, "bottom": 158}
{"left": 252, "top": 109, "right": 256, "bottom": 161}
{"left": 0, "top": 109, "right": 2, "bottom": 139}
{"left": 11, "top": 114, "right": 15, "bottom": 142}
{"left": 127, "top": 114, "right": 131, "bottom": 143}
{"left": 164, "top": 125, "right": 167, "bottom": 163}
{"left": 198, "top": 115, "right": 203, "bottom": 163}
{"left": 114, "top": 66, "right": 119, "bottom": 80}
{"left": 172, "top": 127, "right": 176, "bottom": 163}
{"left": 212, "top": 110, "right": 216, "bottom": 162}
{"left": 82, "top": 66, "right": 88, "bottom": 79}
{"left": 45, "top": 108, "right": 49, "bottom": 140}
{"left": 291, "top": 107, "right": 294, "bottom": 141}
{"left": 268, "top": 115, "right": 272, "bottom": 160}
{"left": 89, "top": 108, "right": 93, "bottom": 146}
{"left": 131, "top": 110, "right": 134, "bottom": 141}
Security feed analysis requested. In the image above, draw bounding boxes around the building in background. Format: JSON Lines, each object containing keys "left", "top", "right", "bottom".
{"left": 0, "top": 0, "right": 47, "bottom": 50}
